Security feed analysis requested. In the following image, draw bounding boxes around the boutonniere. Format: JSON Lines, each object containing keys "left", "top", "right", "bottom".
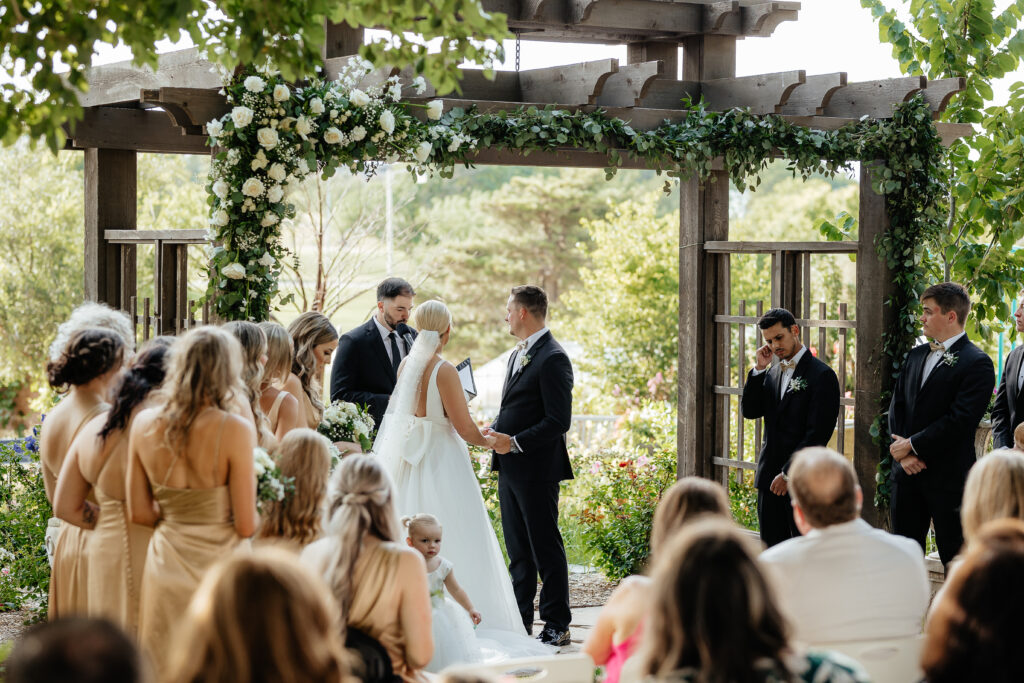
{"left": 941, "top": 351, "right": 958, "bottom": 368}
{"left": 788, "top": 377, "right": 808, "bottom": 393}
{"left": 517, "top": 353, "right": 532, "bottom": 372}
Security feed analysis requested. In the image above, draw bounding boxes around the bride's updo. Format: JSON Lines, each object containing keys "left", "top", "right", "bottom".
{"left": 412, "top": 300, "right": 452, "bottom": 337}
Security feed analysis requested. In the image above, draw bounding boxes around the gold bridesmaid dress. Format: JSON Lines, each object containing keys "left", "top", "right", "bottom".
{"left": 138, "top": 427, "right": 240, "bottom": 671}
{"left": 297, "top": 388, "right": 321, "bottom": 429}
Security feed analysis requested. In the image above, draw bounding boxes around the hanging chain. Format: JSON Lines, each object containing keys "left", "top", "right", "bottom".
{"left": 515, "top": 30, "right": 521, "bottom": 72}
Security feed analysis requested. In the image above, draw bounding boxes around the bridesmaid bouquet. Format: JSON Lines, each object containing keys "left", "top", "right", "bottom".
{"left": 253, "top": 447, "right": 293, "bottom": 505}
{"left": 318, "top": 401, "right": 375, "bottom": 453}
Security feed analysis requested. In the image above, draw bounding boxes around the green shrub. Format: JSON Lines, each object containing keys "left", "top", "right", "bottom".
{"left": 729, "top": 473, "right": 760, "bottom": 532}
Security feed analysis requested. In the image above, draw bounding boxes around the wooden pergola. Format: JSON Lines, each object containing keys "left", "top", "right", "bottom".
{"left": 66, "top": 0, "right": 971, "bottom": 523}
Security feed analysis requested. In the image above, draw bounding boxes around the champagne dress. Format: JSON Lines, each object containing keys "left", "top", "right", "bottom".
{"left": 138, "top": 415, "right": 242, "bottom": 670}
{"left": 266, "top": 390, "right": 290, "bottom": 435}
{"left": 297, "top": 388, "right": 321, "bottom": 429}
{"left": 86, "top": 433, "right": 154, "bottom": 635}
{"left": 48, "top": 403, "right": 106, "bottom": 618}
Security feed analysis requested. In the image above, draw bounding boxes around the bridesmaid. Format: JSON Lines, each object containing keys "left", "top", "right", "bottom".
{"left": 256, "top": 429, "right": 332, "bottom": 549}
{"left": 301, "top": 455, "right": 433, "bottom": 683}
{"left": 223, "top": 321, "right": 275, "bottom": 448}
{"left": 285, "top": 312, "right": 338, "bottom": 429}
{"left": 128, "top": 327, "right": 257, "bottom": 670}
{"left": 40, "top": 328, "right": 126, "bottom": 618}
{"left": 257, "top": 321, "right": 300, "bottom": 440}
{"left": 53, "top": 338, "right": 172, "bottom": 634}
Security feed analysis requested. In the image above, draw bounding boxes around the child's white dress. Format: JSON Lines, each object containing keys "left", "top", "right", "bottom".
{"left": 426, "top": 556, "right": 552, "bottom": 674}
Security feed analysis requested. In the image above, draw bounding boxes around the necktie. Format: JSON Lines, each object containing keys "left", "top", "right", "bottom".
{"left": 929, "top": 341, "right": 945, "bottom": 352}
{"left": 388, "top": 331, "right": 401, "bottom": 375}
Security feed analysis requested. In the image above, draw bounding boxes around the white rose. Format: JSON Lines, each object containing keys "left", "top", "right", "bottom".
{"left": 268, "top": 163, "right": 287, "bottom": 182}
{"left": 222, "top": 262, "right": 247, "bottom": 279}
{"left": 231, "top": 106, "right": 254, "bottom": 128}
{"left": 379, "top": 109, "right": 396, "bottom": 135}
{"left": 412, "top": 76, "right": 427, "bottom": 95}
{"left": 267, "top": 184, "right": 284, "bottom": 203}
{"left": 212, "top": 180, "right": 230, "bottom": 199}
{"left": 251, "top": 149, "right": 269, "bottom": 171}
{"left": 210, "top": 209, "right": 229, "bottom": 226}
{"left": 413, "top": 141, "right": 432, "bottom": 163}
{"left": 349, "top": 88, "right": 370, "bottom": 107}
{"left": 207, "top": 119, "right": 224, "bottom": 138}
{"left": 309, "top": 97, "right": 325, "bottom": 114}
{"left": 261, "top": 213, "right": 280, "bottom": 227}
{"left": 295, "top": 116, "right": 313, "bottom": 139}
{"left": 273, "top": 84, "right": 290, "bottom": 102}
{"left": 257, "top": 127, "right": 279, "bottom": 149}
{"left": 350, "top": 126, "right": 366, "bottom": 142}
{"left": 241, "top": 177, "right": 265, "bottom": 197}
{"left": 258, "top": 252, "right": 276, "bottom": 267}
{"left": 426, "top": 100, "right": 444, "bottom": 120}
{"left": 323, "top": 127, "right": 343, "bottom": 145}
{"left": 244, "top": 75, "right": 266, "bottom": 93}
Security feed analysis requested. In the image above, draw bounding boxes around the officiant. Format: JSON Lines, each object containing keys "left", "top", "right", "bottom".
{"left": 330, "top": 277, "right": 417, "bottom": 428}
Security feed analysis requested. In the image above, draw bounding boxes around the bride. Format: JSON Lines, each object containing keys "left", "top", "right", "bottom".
{"left": 373, "top": 300, "right": 528, "bottom": 636}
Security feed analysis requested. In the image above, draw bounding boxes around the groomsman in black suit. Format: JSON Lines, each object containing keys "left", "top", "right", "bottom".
{"left": 485, "top": 285, "right": 574, "bottom": 646}
{"left": 329, "top": 277, "right": 417, "bottom": 428}
{"left": 991, "top": 293, "right": 1024, "bottom": 449}
{"left": 741, "top": 308, "right": 841, "bottom": 547}
{"left": 888, "top": 282, "right": 995, "bottom": 566}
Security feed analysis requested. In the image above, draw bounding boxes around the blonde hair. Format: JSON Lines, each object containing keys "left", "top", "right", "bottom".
{"left": 323, "top": 455, "right": 401, "bottom": 626}
{"left": 1014, "top": 422, "right": 1024, "bottom": 450}
{"left": 401, "top": 513, "right": 441, "bottom": 537}
{"left": 288, "top": 312, "right": 338, "bottom": 416}
{"left": 412, "top": 300, "right": 452, "bottom": 336}
{"left": 154, "top": 326, "right": 247, "bottom": 454}
{"left": 49, "top": 301, "right": 135, "bottom": 363}
{"left": 259, "top": 429, "right": 332, "bottom": 547}
{"left": 962, "top": 450, "right": 1024, "bottom": 541}
{"left": 259, "top": 321, "right": 293, "bottom": 387}
{"left": 223, "top": 321, "right": 274, "bottom": 446}
{"left": 649, "top": 477, "right": 731, "bottom": 557}
{"left": 163, "top": 546, "right": 355, "bottom": 683}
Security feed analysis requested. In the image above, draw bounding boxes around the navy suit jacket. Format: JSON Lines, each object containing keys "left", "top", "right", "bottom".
{"left": 991, "top": 344, "right": 1024, "bottom": 449}
{"left": 329, "top": 318, "right": 416, "bottom": 429}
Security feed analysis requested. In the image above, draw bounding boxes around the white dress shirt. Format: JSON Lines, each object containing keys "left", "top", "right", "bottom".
{"left": 759, "top": 518, "right": 929, "bottom": 644}
{"left": 752, "top": 345, "right": 808, "bottom": 399}
{"left": 920, "top": 330, "right": 966, "bottom": 387}
{"left": 373, "top": 315, "right": 406, "bottom": 365}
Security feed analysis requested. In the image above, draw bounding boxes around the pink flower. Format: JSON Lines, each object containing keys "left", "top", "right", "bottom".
{"left": 636, "top": 454, "right": 650, "bottom": 468}
{"left": 589, "top": 461, "right": 602, "bottom": 475}
{"left": 1, "top": 567, "right": 9, "bottom": 576}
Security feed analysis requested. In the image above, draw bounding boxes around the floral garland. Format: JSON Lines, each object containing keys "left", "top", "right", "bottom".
{"left": 204, "top": 64, "right": 943, "bottom": 509}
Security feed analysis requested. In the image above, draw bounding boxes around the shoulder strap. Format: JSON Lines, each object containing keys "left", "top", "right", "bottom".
{"left": 70, "top": 402, "right": 107, "bottom": 444}
{"left": 94, "top": 430, "right": 126, "bottom": 481}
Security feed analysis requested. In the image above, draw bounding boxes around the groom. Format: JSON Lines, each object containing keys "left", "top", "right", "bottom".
{"left": 485, "top": 285, "right": 574, "bottom": 646}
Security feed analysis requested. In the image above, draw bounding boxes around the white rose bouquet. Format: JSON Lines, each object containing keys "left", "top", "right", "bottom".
{"left": 318, "top": 400, "right": 375, "bottom": 453}
{"left": 253, "top": 446, "right": 294, "bottom": 509}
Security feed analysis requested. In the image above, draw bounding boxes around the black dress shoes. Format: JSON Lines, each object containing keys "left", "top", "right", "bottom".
{"left": 537, "top": 625, "right": 571, "bottom": 646}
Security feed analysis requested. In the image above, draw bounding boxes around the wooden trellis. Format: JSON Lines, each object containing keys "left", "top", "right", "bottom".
{"left": 64, "top": 0, "right": 971, "bottom": 524}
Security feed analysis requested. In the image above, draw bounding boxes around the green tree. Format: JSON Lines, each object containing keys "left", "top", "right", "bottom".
{"left": 2, "top": 0, "right": 509, "bottom": 152}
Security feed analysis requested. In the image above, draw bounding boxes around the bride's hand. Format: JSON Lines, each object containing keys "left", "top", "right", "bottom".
{"left": 334, "top": 440, "right": 362, "bottom": 454}
{"left": 484, "top": 434, "right": 497, "bottom": 449}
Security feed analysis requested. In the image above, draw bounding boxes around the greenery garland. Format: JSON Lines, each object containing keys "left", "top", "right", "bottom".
{"left": 204, "top": 63, "right": 944, "bottom": 508}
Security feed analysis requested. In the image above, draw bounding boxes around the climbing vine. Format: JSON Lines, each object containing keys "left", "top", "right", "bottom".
{"left": 204, "top": 62, "right": 944, "bottom": 508}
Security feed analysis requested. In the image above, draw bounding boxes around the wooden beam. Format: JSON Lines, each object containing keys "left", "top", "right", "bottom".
{"left": 67, "top": 107, "right": 211, "bottom": 155}
{"left": 703, "top": 1, "right": 740, "bottom": 32}
{"left": 823, "top": 76, "right": 926, "bottom": 118}
{"left": 141, "top": 87, "right": 229, "bottom": 133}
{"left": 922, "top": 76, "right": 966, "bottom": 116}
{"left": 322, "top": 55, "right": 397, "bottom": 88}
{"left": 79, "top": 48, "right": 222, "bottom": 107}
{"left": 704, "top": 240, "right": 858, "bottom": 253}
{"left": 778, "top": 72, "right": 847, "bottom": 116}
{"left": 710, "top": 1, "right": 801, "bottom": 36}
{"left": 626, "top": 41, "right": 679, "bottom": 77}
{"left": 636, "top": 80, "right": 702, "bottom": 109}
{"left": 594, "top": 60, "right": 664, "bottom": 107}
{"left": 85, "top": 149, "right": 136, "bottom": 308}
{"left": 702, "top": 70, "right": 805, "bottom": 114}
{"left": 519, "top": 58, "right": 619, "bottom": 105}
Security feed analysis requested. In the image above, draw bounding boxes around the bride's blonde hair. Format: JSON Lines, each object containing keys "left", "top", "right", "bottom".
{"left": 413, "top": 300, "right": 452, "bottom": 336}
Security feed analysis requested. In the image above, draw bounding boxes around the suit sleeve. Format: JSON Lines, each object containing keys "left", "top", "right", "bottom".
{"left": 991, "top": 356, "right": 1013, "bottom": 449}
{"left": 786, "top": 367, "right": 841, "bottom": 472}
{"left": 741, "top": 370, "right": 769, "bottom": 419}
{"left": 513, "top": 352, "right": 574, "bottom": 452}
{"left": 910, "top": 354, "right": 996, "bottom": 461}
{"left": 888, "top": 354, "right": 911, "bottom": 437}
{"left": 329, "top": 334, "right": 390, "bottom": 417}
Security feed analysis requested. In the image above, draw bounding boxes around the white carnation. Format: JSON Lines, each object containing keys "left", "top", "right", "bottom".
{"left": 323, "top": 127, "right": 343, "bottom": 145}
{"left": 210, "top": 209, "right": 229, "bottom": 227}
{"left": 388, "top": 83, "right": 402, "bottom": 101}
{"left": 231, "top": 106, "right": 254, "bottom": 128}
{"left": 257, "top": 127, "right": 279, "bottom": 149}
{"left": 309, "top": 97, "right": 325, "bottom": 114}
{"left": 350, "top": 125, "right": 366, "bottom": 142}
{"left": 267, "top": 184, "right": 284, "bottom": 203}
{"left": 412, "top": 76, "right": 427, "bottom": 95}
{"left": 212, "top": 180, "right": 230, "bottom": 199}
{"left": 379, "top": 109, "right": 396, "bottom": 135}
{"left": 349, "top": 88, "right": 370, "bottom": 107}
{"left": 241, "top": 177, "right": 265, "bottom": 197}
{"left": 273, "top": 84, "right": 290, "bottom": 102}
{"left": 258, "top": 252, "right": 276, "bottom": 267}
{"left": 413, "top": 141, "right": 432, "bottom": 163}
{"left": 222, "top": 262, "right": 247, "bottom": 280}
{"left": 206, "top": 119, "right": 224, "bottom": 138}
{"left": 268, "top": 163, "right": 287, "bottom": 182}
{"left": 244, "top": 75, "right": 266, "bottom": 93}
{"left": 426, "top": 100, "right": 443, "bottom": 120}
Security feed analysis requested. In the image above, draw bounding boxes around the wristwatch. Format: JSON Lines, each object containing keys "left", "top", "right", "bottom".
{"left": 781, "top": 472, "right": 790, "bottom": 482}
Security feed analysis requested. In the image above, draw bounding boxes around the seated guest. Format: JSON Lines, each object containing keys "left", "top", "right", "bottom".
{"left": 923, "top": 518, "right": 1024, "bottom": 683}
{"left": 1014, "top": 421, "right": 1024, "bottom": 451}
{"left": 639, "top": 518, "right": 868, "bottom": 682}
{"left": 164, "top": 546, "right": 355, "bottom": 683}
{"left": 759, "top": 447, "right": 929, "bottom": 643}
{"left": 257, "top": 428, "right": 333, "bottom": 549}
{"left": 301, "top": 455, "right": 433, "bottom": 683}
{"left": 4, "top": 617, "right": 145, "bottom": 683}
{"left": 962, "top": 449, "right": 1024, "bottom": 543}
{"left": 583, "top": 477, "right": 731, "bottom": 683}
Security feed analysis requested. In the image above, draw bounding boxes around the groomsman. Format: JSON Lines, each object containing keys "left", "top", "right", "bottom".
{"left": 991, "top": 293, "right": 1024, "bottom": 449}
{"left": 888, "top": 282, "right": 994, "bottom": 567}
{"left": 329, "top": 277, "right": 417, "bottom": 428}
{"left": 742, "top": 308, "right": 840, "bottom": 547}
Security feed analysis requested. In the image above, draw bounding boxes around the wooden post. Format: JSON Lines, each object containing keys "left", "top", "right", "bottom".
{"left": 323, "top": 21, "right": 364, "bottom": 60}
{"left": 854, "top": 163, "right": 895, "bottom": 527}
{"left": 84, "top": 148, "right": 136, "bottom": 306}
{"left": 626, "top": 42, "right": 678, "bottom": 77}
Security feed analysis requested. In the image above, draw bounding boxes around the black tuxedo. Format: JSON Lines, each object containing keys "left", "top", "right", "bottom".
{"left": 329, "top": 319, "right": 417, "bottom": 429}
{"left": 888, "top": 335, "right": 995, "bottom": 565}
{"left": 491, "top": 331, "right": 573, "bottom": 633}
{"left": 991, "top": 344, "right": 1024, "bottom": 449}
{"left": 741, "top": 349, "right": 840, "bottom": 547}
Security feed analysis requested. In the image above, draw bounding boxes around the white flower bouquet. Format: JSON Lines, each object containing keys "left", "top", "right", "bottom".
{"left": 253, "top": 447, "right": 294, "bottom": 507}
{"left": 319, "top": 400, "right": 375, "bottom": 453}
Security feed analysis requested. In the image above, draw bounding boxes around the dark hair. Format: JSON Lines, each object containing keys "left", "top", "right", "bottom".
{"left": 788, "top": 447, "right": 859, "bottom": 527}
{"left": 757, "top": 308, "right": 797, "bottom": 330}
{"left": 376, "top": 277, "right": 415, "bottom": 301}
{"left": 46, "top": 328, "right": 125, "bottom": 390}
{"left": 510, "top": 285, "right": 548, "bottom": 319}
{"left": 5, "top": 617, "right": 144, "bottom": 683}
{"left": 98, "top": 338, "right": 173, "bottom": 442}
{"left": 921, "top": 282, "right": 971, "bottom": 326}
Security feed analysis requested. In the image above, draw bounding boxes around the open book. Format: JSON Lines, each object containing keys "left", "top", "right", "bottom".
{"left": 456, "top": 358, "right": 477, "bottom": 401}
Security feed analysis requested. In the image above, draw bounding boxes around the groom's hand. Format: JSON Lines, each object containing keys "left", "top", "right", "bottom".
{"left": 488, "top": 431, "right": 512, "bottom": 454}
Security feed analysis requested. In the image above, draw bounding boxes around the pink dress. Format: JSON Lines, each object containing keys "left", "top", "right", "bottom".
{"left": 604, "top": 623, "right": 643, "bottom": 683}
